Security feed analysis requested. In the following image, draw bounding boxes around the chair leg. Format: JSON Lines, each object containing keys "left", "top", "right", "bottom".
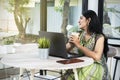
{"left": 39, "top": 70, "right": 47, "bottom": 75}
{"left": 39, "top": 70, "right": 43, "bottom": 75}
{"left": 113, "top": 59, "right": 118, "bottom": 80}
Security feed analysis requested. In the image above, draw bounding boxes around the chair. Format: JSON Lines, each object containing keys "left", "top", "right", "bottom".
{"left": 107, "top": 45, "right": 117, "bottom": 78}
{"left": 113, "top": 56, "right": 120, "bottom": 80}
{"left": 34, "top": 70, "right": 62, "bottom": 80}
{"left": 34, "top": 69, "right": 62, "bottom": 80}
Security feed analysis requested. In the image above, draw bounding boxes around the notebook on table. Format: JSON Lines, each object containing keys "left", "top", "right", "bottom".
{"left": 39, "top": 31, "right": 81, "bottom": 59}
{"left": 56, "top": 58, "right": 84, "bottom": 64}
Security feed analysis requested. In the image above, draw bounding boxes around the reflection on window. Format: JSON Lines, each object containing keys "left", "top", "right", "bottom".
{"left": 103, "top": 0, "right": 120, "bottom": 38}
{"left": 47, "top": 0, "right": 82, "bottom": 32}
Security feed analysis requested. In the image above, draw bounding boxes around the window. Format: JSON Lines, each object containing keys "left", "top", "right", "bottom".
{"left": 103, "top": 0, "right": 120, "bottom": 39}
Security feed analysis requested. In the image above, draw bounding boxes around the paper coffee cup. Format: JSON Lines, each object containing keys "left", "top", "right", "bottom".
{"left": 71, "top": 32, "right": 79, "bottom": 37}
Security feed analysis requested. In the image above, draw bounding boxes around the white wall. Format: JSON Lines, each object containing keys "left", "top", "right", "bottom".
{"left": 88, "top": 0, "right": 98, "bottom": 14}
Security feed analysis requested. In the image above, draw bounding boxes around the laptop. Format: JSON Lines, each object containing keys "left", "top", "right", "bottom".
{"left": 39, "top": 31, "right": 80, "bottom": 59}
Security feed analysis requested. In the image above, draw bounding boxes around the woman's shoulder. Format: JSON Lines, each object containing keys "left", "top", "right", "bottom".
{"left": 96, "top": 34, "right": 104, "bottom": 37}
{"left": 95, "top": 34, "right": 104, "bottom": 41}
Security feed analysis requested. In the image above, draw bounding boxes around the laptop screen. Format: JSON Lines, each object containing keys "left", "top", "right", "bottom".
{"left": 39, "top": 31, "right": 68, "bottom": 58}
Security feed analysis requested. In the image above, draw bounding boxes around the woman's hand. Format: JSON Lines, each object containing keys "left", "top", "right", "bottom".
{"left": 69, "top": 35, "right": 80, "bottom": 47}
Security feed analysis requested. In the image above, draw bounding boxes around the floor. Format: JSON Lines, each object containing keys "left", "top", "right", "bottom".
{"left": 0, "top": 67, "right": 19, "bottom": 80}
{"left": 0, "top": 68, "right": 61, "bottom": 80}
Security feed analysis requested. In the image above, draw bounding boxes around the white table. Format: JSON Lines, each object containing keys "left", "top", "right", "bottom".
{"left": 1, "top": 53, "right": 94, "bottom": 80}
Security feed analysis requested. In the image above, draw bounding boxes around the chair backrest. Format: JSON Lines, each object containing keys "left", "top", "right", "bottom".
{"left": 107, "top": 46, "right": 117, "bottom": 57}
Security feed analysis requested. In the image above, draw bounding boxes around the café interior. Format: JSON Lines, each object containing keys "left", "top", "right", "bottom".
{"left": 0, "top": 0, "right": 120, "bottom": 80}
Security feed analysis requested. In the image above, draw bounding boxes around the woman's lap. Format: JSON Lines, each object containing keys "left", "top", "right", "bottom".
{"left": 61, "top": 63, "right": 104, "bottom": 80}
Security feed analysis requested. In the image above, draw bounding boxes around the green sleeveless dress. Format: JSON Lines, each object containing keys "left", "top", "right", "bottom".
{"left": 62, "top": 31, "right": 109, "bottom": 80}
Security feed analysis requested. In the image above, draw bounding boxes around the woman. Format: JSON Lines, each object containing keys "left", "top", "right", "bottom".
{"left": 63, "top": 10, "right": 109, "bottom": 80}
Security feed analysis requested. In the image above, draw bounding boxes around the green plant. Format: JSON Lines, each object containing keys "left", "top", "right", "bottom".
{"left": 3, "top": 38, "right": 14, "bottom": 45}
{"left": 38, "top": 37, "right": 50, "bottom": 48}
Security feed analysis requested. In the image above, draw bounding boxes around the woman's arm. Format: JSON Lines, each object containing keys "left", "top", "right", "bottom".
{"left": 66, "top": 42, "right": 74, "bottom": 52}
{"left": 70, "top": 35, "right": 104, "bottom": 61}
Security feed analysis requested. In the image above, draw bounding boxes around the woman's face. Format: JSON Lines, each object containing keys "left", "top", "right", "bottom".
{"left": 78, "top": 16, "right": 89, "bottom": 30}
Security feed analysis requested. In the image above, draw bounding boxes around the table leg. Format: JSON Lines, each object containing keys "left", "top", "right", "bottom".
{"left": 19, "top": 68, "right": 25, "bottom": 80}
{"left": 73, "top": 69, "right": 79, "bottom": 80}
{"left": 30, "top": 69, "right": 35, "bottom": 80}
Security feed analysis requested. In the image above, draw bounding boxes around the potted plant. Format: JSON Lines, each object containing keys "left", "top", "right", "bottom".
{"left": 37, "top": 37, "right": 50, "bottom": 59}
{"left": 3, "top": 38, "right": 14, "bottom": 45}
{"left": 3, "top": 38, "right": 15, "bottom": 53}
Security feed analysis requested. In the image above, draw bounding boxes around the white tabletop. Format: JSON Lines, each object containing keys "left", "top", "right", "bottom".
{"left": 0, "top": 53, "right": 94, "bottom": 70}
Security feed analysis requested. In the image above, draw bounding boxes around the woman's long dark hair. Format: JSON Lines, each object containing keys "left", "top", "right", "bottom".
{"left": 83, "top": 10, "right": 109, "bottom": 60}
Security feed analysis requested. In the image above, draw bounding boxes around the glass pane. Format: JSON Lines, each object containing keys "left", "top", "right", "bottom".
{"left": 0, "top": 0, "right": 40, "bottom": 44}
{"left": 103, "top": 0, "right": 120, "bottom": 39}
{"left": 47, "top": 0, "right": 82, "bottom": 32}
